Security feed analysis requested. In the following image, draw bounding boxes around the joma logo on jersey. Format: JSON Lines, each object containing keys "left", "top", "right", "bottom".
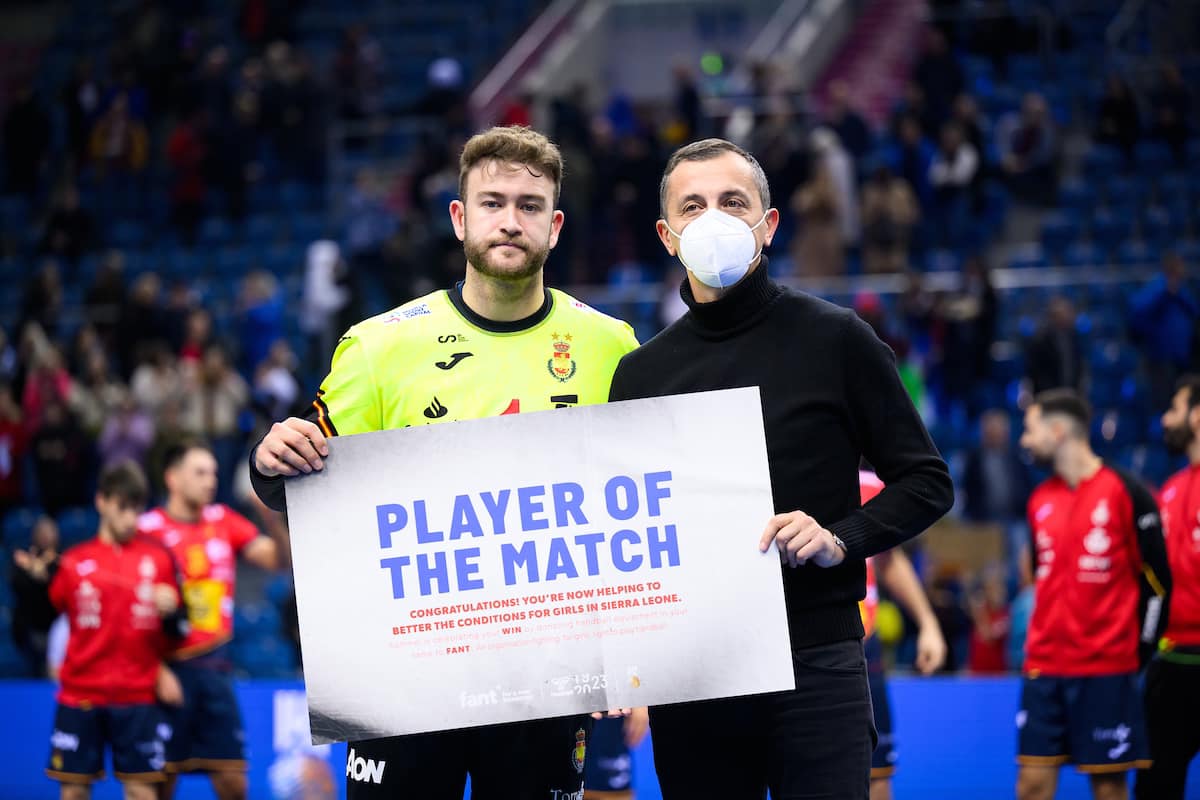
{"left": 346, "top": 748, "right": 386, "bottom": 784}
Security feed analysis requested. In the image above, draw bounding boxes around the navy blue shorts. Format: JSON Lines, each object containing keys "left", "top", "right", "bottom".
{"left": 1017, "top": 673, "right": 1151, "bottom": 773}
{"left": 46, "top": 703, "right": 167, "bottom": 784}
{"left": 865, "top": 636, "right": 896, "bottom": 778}
{"left": 584, "top": 716, "right": 633, "bottom": 793}
{"left": 162, "top": 659, "right": 246, "bottom": 772}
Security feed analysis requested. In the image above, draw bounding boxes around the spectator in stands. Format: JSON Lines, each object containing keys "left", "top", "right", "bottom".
{"left": 812, "top": 128, "right": 859, "bottom": 255}
{"left": 166, "top": 108, "right": 209, "bottom": 245}
{"left": 913, "top": 27, "right": 964, "bottom": 135}
{"left": 39, "top": 184, "right": 94, "bottom": 268}
{"left": 22, "top": 344, "right": 73, "bottom": 434}
{"left": 61, "top": 59, "right": 102, "bottom": 169}
{"left": 928, "top": 564, "right": 973, "bottom": 672}
{"left": 1129, "top": 251, "right": 1199, "bottom": 410}
{"left": 31, "top": 400, "right": 91, "bottom": 514}
{"left": 938, "top": 256, "right": 997, "bottom": 414}
{"left": 10, "top": 515, "right": 60, "bottom": 677}
{"left": 254, "top": 340, "right": 302, "bottom": 422}
{"left": 928, "top": 121, "right": 980, "bottom": 247}
{"left": 116, "top": 271, "right": 171, "bottom": 379}
{"left": 333, "top": 24, "right": 384, "bottom": 126}
{"left": 996, "top": 92, "right": 1058, "bottom": 206}
{"left": 0, "top": 385, "right": 26, "bottom": 520}
{"left": 968, "top": 565, "right": 1011, "bottom": 674}
{"left": 239, "top": 270, "right": 286, "bottom": 377}
{"left": 301, "top": 240, "right": 348, "bottom": 374}
{"left": 207, "top": 88, "right": 260, "bottom": 222}
{"left": 1025, "top": 296, "right": 1085, "bottom": 395}
{"left": 87, "top": 92, "right": 150, "bottom": 176}
{"left": 1095, "top": 75, "right": 1141, "bottom": 162}
{"left": 826, "top": 79, "right": 873, "bottom": 162}
{"left": 791, "top": 157, "right": 842, "bottom": 275}
{"left": 98, "top": 394, "right": 155, "bottom": 471}
{"left": 963, "top": 410, "right": 1031, "bottom": 524}
{"left": 68, "top": 348, "right": 127, "bottom": 438}
{"left": 887, "top": 114, "right": 935, "bottom": 210}
{"left": 861, "top": 164, "right": 919, "bottom": 273}
{"left": 3, "top": 80, "right": 51, "bottom": 198}
{"left": 130, "top": 342, "right": 182, "bottom": 419}
{"left": 84, "top": 250, "right": 126, "bottom": 351}
{"left": 0, "top": 330, "right": 18, "bottom": 389}
{"left": 1149, "top": 63, "right": 1191, "bottom": 163}
{"left": 179, "top": 344, "right": 250, "bottom": 500}
{"left": 672, "top": 63, "right": 702, "bottom": 143}
{"left": 179, "top": 308, "right": 213, "bottom": 366}
{"left": 19, "top": 260, "right": 64, "bottom": 341}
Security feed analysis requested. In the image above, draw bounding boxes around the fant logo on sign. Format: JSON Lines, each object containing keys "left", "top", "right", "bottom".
{"left": 346, "top": 748, "right": 386, "bottom": 784}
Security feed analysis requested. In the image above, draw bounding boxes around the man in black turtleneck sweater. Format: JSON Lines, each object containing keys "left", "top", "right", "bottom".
{"left": 609, "top": 139, "right": 953, "bottom": 799}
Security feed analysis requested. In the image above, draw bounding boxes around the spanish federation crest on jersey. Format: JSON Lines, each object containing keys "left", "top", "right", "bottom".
{"left": 571, "top": 727, "right": 587, "bottom": 774}
{"left": 548, "top": 332, "right": 577, "bottom": 383}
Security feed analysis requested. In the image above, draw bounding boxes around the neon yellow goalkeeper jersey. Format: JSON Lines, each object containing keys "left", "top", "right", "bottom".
{"left": 309, "top": 285, "right": 639, "bottom": 436}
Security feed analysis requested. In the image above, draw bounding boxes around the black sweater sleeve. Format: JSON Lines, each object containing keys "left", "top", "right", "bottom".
{"left": 828, "top": 314, "right": 955, "bottom": 558}
{"left": 248, "top": 405, "right": 326, "bottom": 513}
{"left": 1115, "top": 469, "right": 1171, "bottom": 666}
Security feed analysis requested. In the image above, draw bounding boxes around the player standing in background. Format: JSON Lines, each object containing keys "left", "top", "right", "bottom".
{"left": 858, "top": 470, "right": 947, "bottom": 800}
{"left": 249, "top": 125, "right": 639, "bottom": 799}
{"left": 45, "top": 460, "right": 183, "bottom": 800}
{"left": 1017, "top": 390, "right": 1171, "bottom": 800}
{"left": 1137, "top": 375, "right": 1200, "bottom": 800}
{"left": 140, "top": 439, "right": 283, "bottom": 800}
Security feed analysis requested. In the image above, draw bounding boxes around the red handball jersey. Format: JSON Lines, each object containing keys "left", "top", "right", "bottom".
{"left": 1159, "top": 463, "right": 1200, "bottom": 648}
{"left": 1025, "top": 464, "right": 1171, "bottom": 676}
{"left": 49, "top": 535, "right": 179, "bottom": 706}
{"left": 138, "top": 505, "right": 259, "bottom": 659}
{"left": 859, "top": 471, "right": 884, "bottom": 638}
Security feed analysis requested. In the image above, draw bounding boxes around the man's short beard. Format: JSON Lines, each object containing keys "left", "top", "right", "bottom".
{"left": 1164, "top": 422, "right": 1194, "bottom": 456}
{"left": 464, "top": 232, "right": 551, "bottom": 281}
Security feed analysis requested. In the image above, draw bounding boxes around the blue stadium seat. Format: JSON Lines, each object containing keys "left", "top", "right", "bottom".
{"left": 279, "top": 182, "right": 320, "bottom": 213}
{"left": 214, "top": 248, "right": 251, "bottom": 279}
{"left": 1142, "top": 204, "right": 1186, "bottom": 246}
{"left": 235, "top": 602, "right": 281, "bottom": 636}
{"left": 233, "top": 635, "right": 296, "bottom": 678}
{"left": 2, "top": 507, "right": 42, "bottom": 550}
{"left": 1057, "top": 179, "right": 1093, "bottom": 216}
{"left": 1040, "top": 212, "right": 1080, "bottom": 259}
{"left": 1115, "top": 239, "right": 1160, "bottom": 266}
{"left": 1090, "top": 211, "right": 1134, "bottom": 253}
{"left": 56, "top": 507, "right": 99, "bottom": 548}
{"left": 198, "top": 217, "right": 234, "bottom": 248}
{"left": 923, "top": 250, "right": 961, "bottom": 272}
{"left": 245, "top": 214, "right": 279, "bottom": 244}
{"left": 1007, "top": 244, "right": 1047, "bottom": 270}
{"left": 1083, "top": 145, "right": 1123, "bottom": 182}
{"left": 1061, "top": 241, "right": 1104, "bottom": 268}
{"left": 1134, "top": 141, "right": 1173, "bottom": 172}
{"left": 109, "top": 220, "right": 147, "bottom": 249}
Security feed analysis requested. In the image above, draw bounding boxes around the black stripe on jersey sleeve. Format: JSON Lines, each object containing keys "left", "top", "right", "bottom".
{"left": 1111, "top": 464, "right": 1172, "bottom": 667}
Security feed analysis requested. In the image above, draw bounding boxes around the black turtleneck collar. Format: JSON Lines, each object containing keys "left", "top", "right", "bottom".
{"left": 448, "top": 281, "right": 553, "bottom": 333}
{"left": 680, "top": 257, "right": 783, "bottom": 333}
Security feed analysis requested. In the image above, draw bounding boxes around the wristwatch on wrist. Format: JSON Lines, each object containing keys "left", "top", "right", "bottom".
{"left": 830, "top": 533, "right": 847, "bottom": 554}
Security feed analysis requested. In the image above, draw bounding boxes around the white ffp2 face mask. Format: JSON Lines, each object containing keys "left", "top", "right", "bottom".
{"left": 665, "top": 209, "right": 768, "bottom": 289}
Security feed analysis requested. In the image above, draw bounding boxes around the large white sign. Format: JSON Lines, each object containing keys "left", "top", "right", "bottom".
{"left": 287, "top": 387, "right": 794, "bottom": 744}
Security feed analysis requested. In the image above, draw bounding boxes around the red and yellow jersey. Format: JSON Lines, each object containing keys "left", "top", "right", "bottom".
{"left": 138, "top": 505, "right": 259, "bottom": 659}
{"left": 859, "top": 471, "right": 885, "bottom": 639}
{"left": 1025, "top": 464, "right": 1170, "bottom": 676}
{"left": 1159, "top": 463, "right": 1200, "bottom": 648}
{"left": 50, "top": 535, "right": 179, "bottom": 706}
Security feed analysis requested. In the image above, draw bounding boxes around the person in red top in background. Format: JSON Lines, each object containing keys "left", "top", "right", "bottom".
{"left": 968, "top": 566, "right": 1012, "bottom": 675}
{"left": 1016, "top": 389, "right": 1171, "bottom": 800}
{"left": 139, "top": 439, "right": 284, "bottom": 800}
{"left": 858, "top": 470, "right": 948, "bottom": 800}
{"left": 1137, "top": 374, "right": 1200, "bottom": 800}
{"left": 44, "top": 460, "right": 183, "bottom": 800}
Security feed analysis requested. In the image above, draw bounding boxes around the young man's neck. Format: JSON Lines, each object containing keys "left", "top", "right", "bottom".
{"left": 1055, "top": 441, "right": 1103, "bottom": 488}
{"left": 165, "top": 496, "right": 201, "bottom": 523}
{"left": 461, "top": 269, "right": 544, "bottom": 321}
{"left": 1188, "top": 429, "right": 1200, "bottom": 466}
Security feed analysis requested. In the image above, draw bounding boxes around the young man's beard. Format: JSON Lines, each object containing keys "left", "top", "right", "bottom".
{"left": 464, "top": 230, "right": 551, "bottom": 281}
{"left": 1163, "top": 422, "right": 1194, "bottom": 456}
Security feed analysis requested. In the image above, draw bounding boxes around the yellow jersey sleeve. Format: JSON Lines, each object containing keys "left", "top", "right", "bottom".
{"left": 311, "top": 328, "right": 381, "bottom": 436}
